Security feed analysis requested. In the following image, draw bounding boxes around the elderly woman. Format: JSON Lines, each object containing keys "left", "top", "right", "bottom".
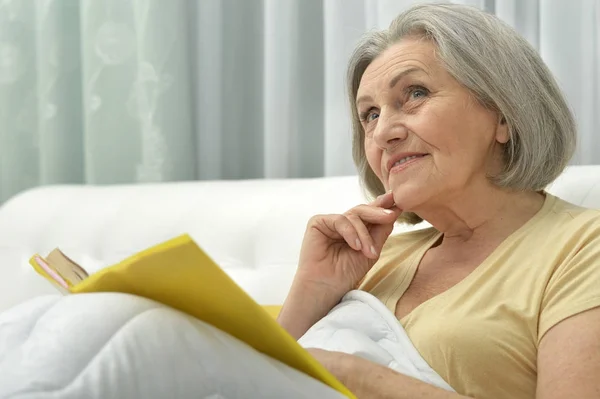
{"left": 278, "top": 3, "right": 600, "bottom": 399}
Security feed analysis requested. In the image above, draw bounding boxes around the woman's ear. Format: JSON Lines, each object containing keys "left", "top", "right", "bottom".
{"left": 495, "top": 115, "right": 510, "bottom": 144}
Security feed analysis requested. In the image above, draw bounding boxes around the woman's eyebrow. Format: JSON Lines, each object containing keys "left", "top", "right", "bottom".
{"left": 388, "top": 67, "right": 427, "bottom": 89}
{"left": 356, "top": 67, "right": 429, "bottom": 106}
{"left": 355, "top": 94, "right": 372, "bottom": 107}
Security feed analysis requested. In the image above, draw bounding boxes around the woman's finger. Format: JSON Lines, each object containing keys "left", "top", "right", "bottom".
{"left": 370, "top": 191, "right": 395, "bottom": 209}
{"left": 323, "top": 214, "right": 362, "bottom": 251}
{"left": 369, "top": 215, "right": 399, "bottom": 253}
{"left": 345, "top": 203, "right": 400, "bottom": 225}
{"left": 346, "top": 214, "right": 378, "bottom": 259}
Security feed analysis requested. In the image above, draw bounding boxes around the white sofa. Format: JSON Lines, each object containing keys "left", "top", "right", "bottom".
{"left": 0, "top": 165, "right": 599, "bottom": 313}
{"left": 0, "top": 166, "right": 599, "bottom": 399}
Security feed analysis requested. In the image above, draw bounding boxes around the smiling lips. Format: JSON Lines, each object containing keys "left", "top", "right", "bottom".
{"left": 386, "top": 153, "right": 427, "bottom": 175}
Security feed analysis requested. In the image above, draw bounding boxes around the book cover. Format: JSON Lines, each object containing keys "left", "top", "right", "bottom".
{"left": 30, "top": 234, "right": 355, "bottom": 399}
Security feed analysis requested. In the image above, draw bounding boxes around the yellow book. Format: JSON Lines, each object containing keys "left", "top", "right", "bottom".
{"left": 30, "top": 234, "right": 355, "bottom": 399}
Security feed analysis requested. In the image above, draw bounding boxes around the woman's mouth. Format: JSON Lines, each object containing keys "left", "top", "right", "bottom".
{"left": 389, "top": 154, "right": 427, "bottom": 175}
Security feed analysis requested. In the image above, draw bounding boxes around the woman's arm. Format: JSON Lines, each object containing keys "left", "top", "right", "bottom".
{"left": 307, "top": 348, "right": 472, "bottom": 399}
{"left": 536, "top": 307, "right": 600, "bottom": 399}
{"left": 277, "top": 279, "right": 343, "bottom": 340}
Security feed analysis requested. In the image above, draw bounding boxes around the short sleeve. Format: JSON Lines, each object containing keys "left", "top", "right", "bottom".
{"left": 538, "top": 227, "right": 600, "bottom": 343}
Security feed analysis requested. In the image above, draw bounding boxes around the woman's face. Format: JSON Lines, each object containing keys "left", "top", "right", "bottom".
{"left": 357, "top": 38, "right": 509, "bottom": 213}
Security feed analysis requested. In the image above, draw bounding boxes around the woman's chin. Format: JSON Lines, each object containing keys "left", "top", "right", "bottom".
{"left": 390, "top": 187, "right": 427, "bottom": 212}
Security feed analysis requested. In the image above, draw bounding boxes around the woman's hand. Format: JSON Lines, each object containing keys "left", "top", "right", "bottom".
{"left": 278, "top": 192, "right": 400, "bottom": 339}
{"left": 296, "top": 191, "right": 401, "bottom": 296}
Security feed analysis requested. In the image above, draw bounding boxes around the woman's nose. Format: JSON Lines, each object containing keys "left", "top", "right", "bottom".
{"left": 373, "top": 111, "right": 408, "bottom": 149}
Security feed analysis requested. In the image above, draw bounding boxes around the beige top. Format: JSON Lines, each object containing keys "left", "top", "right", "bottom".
{"left": 359, "top": 193, "right": 600, "bottom": 399}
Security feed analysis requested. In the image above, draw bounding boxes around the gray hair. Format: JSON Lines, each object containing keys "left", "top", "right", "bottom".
{"left": 348, "top": 3, "right": 576, "bottom": 225}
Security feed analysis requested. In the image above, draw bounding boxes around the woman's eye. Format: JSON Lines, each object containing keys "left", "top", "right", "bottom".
{"left": 367, "top": 111, "right": 379, "bottom": 122}
{"left": 409, "top": 86, "right": 429, "bottom": 100}
{"left": 360, "top": 109, "right": 379, "bottom": 123}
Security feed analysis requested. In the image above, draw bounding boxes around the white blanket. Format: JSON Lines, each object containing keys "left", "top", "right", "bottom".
{"left": 0, "top": 293, "right": 346, "bottom": 399}
{"left": 0, "top": 290, "right": 453, "bottom": 398}
{"left": 299, "top": 290, "right": 455, "bottom": 392}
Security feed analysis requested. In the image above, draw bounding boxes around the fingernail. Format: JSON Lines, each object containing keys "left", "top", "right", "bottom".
{"left": 383, "top": 209, "right": 394, "bottom": 214}
{"left": 355, "top": 238, "right": 362, "bottom": 250}
{"left": 370, "top": 245, "right": 377, "bottom": 256}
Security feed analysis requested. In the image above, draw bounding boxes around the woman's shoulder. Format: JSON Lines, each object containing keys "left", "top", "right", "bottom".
{"left": 535, "top": 195, "right": 600, "bottom": 340}
{"left": 541, "top": 194, "right": 600, "bottom": 238}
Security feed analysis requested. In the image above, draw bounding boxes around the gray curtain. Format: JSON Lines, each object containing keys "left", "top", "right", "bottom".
{"left": 0, "top": 0, "right": 598, "bottom": 202}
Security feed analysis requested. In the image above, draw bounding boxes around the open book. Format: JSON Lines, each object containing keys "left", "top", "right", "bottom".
{"left": 30, "top": 234, "right": 355, "bottom": 399}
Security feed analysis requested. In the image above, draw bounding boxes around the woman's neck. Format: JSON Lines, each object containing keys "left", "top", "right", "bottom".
{"left": 416, "top": 185, "right": 546, "bottom": 250}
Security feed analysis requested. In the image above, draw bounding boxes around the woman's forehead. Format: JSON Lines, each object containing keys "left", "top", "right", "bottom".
{"left": 358, "top": 39, "right": 440, "bottom": 94}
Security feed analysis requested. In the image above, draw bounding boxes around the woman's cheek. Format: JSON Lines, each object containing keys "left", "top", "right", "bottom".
{"left": 369, "top": 156, "right": 388, "bottom": 190}
{"left": 364, "top": 140, "right": 384, "bottom": 178}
